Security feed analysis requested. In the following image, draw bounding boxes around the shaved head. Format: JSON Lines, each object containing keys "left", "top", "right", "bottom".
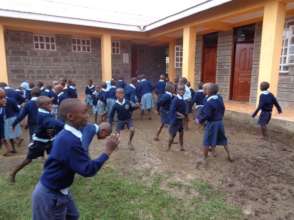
{"left": 59, "top": 98, "right": 83, "bottom": 120}
{"left": 97, "top": 122, "right": 112, "bottom": 139}
{"left": 37, "top": 96, "right": 52, "bottom": 107}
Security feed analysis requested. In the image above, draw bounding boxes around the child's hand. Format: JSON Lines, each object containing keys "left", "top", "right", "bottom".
{"left": 105, "top": 133, "right": 120, "bottom": 156}
{"left": 195, "top": 118, "right": 200, "bottom": 124}
{"left": 176, "top": 112, "right": 185, "bottom": 119}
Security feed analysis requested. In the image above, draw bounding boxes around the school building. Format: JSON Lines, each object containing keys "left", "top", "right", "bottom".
{"left": 1, "top": 0, "right": 294, "bottom": 111}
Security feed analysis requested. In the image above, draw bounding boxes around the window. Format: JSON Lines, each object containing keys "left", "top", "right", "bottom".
{"left": 280, "top": 19, "right": 294, "bottom": 73}
{"left": 33, "top": 34, "right": 56, "bottom": 51}
{"left": 72, "top": 38, "right": 91, "bottom": 52}
{"left": 112, "top": 41, "right": 120, "bottom": 54}
{"left": 175, "top": 45, "right": 183, "bottom": 69}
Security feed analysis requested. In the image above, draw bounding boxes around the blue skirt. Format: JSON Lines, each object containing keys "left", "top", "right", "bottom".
{"left": 203, "top": 120, "right": 227, "bottom": 147}
{"left": 160, "top": 109, "right": 170, "bottom": 124}
{"left": 258, "top": 111, "right": 271, "bottom": 126}
{"left": 141, "top": 93, "right": 153, "bottom": 110}
{"left": 169, "top": 120, "right": 183, "bottom": 137}
{"left": 5, "top": 116, "right": 21, "bottom": 139}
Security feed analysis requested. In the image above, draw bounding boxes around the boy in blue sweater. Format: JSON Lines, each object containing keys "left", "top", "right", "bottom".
{"left": 10, "top": 96, "right": 64, "bottom": 183}
{"left": 167, "top": 84, "right": 186, "bottom": 151}
{"left": 252, "top": 81, "right": 282, "bottom": 138}
{"left": 32, "top": 98, "right": 119, "bottom": 220}
{"left": 109, "top": 88, "right": 138, "bottom": 149}
{"left": 196, "top": 83, "right": 232, "bottom": 167}
{"left": 137, "top": 75, "right": 153, "bottom": 120}
{"left": 12, "top": 87, "right": 41, "bottom": 140}
{"left": 85, "top": 79, "right": 95, "bottom": 108}
{"left": 192, "top": 82, "right": 206, "bottom": 119}
{"left": 154, "top": 82, "right": 175, "bottom": 141}
{"left": 106, "top": 79, "right": 117, "bottom": 119}
{"left": 155, "top": 74, "right": 166, "bottom": 97}
{"left": 125, "top": 77, "right": 138, "bottom": 105}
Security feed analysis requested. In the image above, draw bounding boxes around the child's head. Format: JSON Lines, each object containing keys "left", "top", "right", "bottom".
{"left": 160, "top": 74, "right": 165, "bottom": 80}
{"left": 203, "top": 83, "right": 218, "bottom": 96}
{"left": 29, "top": 82, "right": 35, "bottom": 89}
{"left": 110, "top": 79, "right": 116, "bottom": 86}
{"left": 165, "top": 82, "right": 175, "bottom": 94}
{"left": 96, "top": 122, "right": 112, "bottom": 139}
{"left": 177, "top": 83, "right": 185, "bottom": 96}
{"left": 88, "top": 80, "right": 93, "bottom": 85}
{"left": 31, "top": 87, "right": 41, "bottom": 98}
{"left": 54, "top": 84, "right": 63, "bottom": 94}
{"left": 179, "top": 77, "right": 187, "bottom": 85}
{"left": 131, "top": 77, "right": 137, "bottom": 85}
{"left": 37, "top": 81, "right": 44, "bottom": 89}
{"left": 118, "top": 75, "right": 124, "bottom": 81}
{"left": 260, "top": 81, "right": 270, "bottom": 91}
{"left": 0, "top": 88, "right": 7, "bottom": 107}
{"left": 186, "top": 81, "right": 191, "bottom": 88}
{"left": 59, "top": 98, "right": 89, "bottom": 129}
{"left": 95, "top": 84, "right": 101, "bottom": 91}
{"left": 37, "top": 96, "right": 53, "bottom": 112}
{"left": 198, "top": 82, "right": 204, "bottom": 90}
{"left": 116, "top": 88, "right": 125, "bottom": 101}
{"left": 101, "top": 82, "right": 107, "bottom": 89}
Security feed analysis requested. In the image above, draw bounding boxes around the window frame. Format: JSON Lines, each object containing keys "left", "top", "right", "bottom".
{"left": 112, "top": 40, "right": 120, "bottom": 55}
{"left": 33, "top": 34, "right": 56, "bottom": 51}
{"left": 72, "top": 37, "right": 91, "bottom": 53}
{"left": 175, "top": 45, "right": 183, "bottom": 69}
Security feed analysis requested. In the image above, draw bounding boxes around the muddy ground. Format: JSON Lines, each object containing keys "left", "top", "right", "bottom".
{"left": 1, "top": 112, "right": 294, "bottom": 220}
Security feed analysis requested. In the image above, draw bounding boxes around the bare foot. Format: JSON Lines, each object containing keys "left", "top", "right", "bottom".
{"left": 180, "top": 148, "right": 185, "bottom": 151}
{"left": 3, "top": 152, "right": 11, "bottom": 157}
{"left": 227, "top": 157, "right": 234, "bottom": 162}
{"left": 154, "top": 137, "right": 159, "bottom": 141}
{"left": 195, "top": 158, "right": 208, "bottom": 169}
{"left": 128, "top": 142, "right": 135, "bottom": 151}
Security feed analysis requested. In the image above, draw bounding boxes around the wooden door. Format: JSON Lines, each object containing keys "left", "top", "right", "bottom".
{"left": 131, "top": 46, "right": 138, "bottom": 77}
{"left": 202, "top": 46, "right": 217, "bottom": 83}
{"left": 232, "top": 43, "right": 253, "bottom": 101}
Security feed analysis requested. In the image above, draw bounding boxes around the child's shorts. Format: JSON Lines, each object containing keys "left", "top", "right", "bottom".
{"left": 169, "top": 120, "right": 183, "bottom": 137}
{"left": 116, "top": 119, "right": 133, "bottom": 132}
{"left": 141, "top": 93, "right": 153, "bottom": 110}
{"left": 160, "top": 109, "right": 170, "bottom": 124}
{"left": 203, "top": 120, "right": 227, "bottom": 147}
{"left": 4, "top": 116, "right": 21, "bottom": 140}
{"left": 258, "top": 111, "right": 272, "bottom": 126}
{"left": 85, "top": 95, "right": 93, "bottom": 106}
{"left": 93, "top": 101, "right": 107, "bottom": 115}
{"left": 26, "top": 141, "right": 52, "bottom": 160}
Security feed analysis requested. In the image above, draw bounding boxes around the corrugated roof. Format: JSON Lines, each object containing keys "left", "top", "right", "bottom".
{"left": 0, "top": 0, "right": 232, "bottom": 31}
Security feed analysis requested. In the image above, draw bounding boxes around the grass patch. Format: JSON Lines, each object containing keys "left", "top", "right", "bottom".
{"left": 0, "top": 162, "right": 241, "bottom": 220}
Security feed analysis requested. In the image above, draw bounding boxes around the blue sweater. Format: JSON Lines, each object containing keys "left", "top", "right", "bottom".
{"left": 137, "top": 79, "right": 153, "bottom": 96}
{"left": 192, "top": 90, "right": 205, "bottom": 106}
{"left": 106, "top": 86, "right": 116, "bottom": 100}
{"left": 5, "top": 98, "right": 20, "bottom": 118}
{"left": 155, "top": 80, "right": 166, "bottom": 96}
{"left": 40, "top": 124, "right": 109, "bottom": 190}
{"left": 5, "top": 87, "right": 25, "bottom": 105}
{"left": 85, "top": 85, "right": 95, "bottom": 95}
{"left": 81, "top": 123, "right": 99, "bottom": 151}
{"left": 41, "top": 89, "right": 55, "bottom": 98}
{"left": 169, "top": 95, "right": 186, "bottom": 125}
{"left": 109, "top": 99, "right": 135, "bottom": 123}
{"left": 116, "top": 80, "right": 126, "bottom": 89}
{"left": 66, "top": 85, "right": 78, "bottom": 98}
{"left": 252, "top": 91, "right": 282, "bottom": 117}
{"left": 197, "top": 95, "right": 225, "bottom": 123}
{"left": 12, "top": 98, "right": 38, "bottom": 127}
{"left": 0, "top": 107, "right": 4, "bottom": 139}
{"left": 57, "top": 91, "right": 68, "bottom": 105}
{"left": 92, "top": 90, "right": 107, "bottom": 106}
{"left": 157, "top": 92, "right": 173, "bottom": 112}
{"left": 125, "top": 84, "right": 137, "bottom": 103}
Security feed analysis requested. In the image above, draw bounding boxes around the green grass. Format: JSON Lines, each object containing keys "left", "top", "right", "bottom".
{"left": 0, "top": 162, "right": 242, "bottom": 220}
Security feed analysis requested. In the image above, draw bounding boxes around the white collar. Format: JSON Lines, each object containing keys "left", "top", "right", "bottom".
{"left": 177, "top": 94, "right": 183, "bottom": 100}
{"left": 165, "top": 91, "right": 172, "bottom": 97}
{"left": 207, "top": 95, "right": 218, "bottom": 101}
{"left": 197, "top": 89, "right": 204, "bottom": 92}
{"left": 58, "top": 92, "right": 64, "bottom": 97}
{"left": 129, "top": 84, "right": 136, "bottom": 89}
{"left": 141, "top": 79, "right": 146, "bottom": 82}
{"left": 64, "top": 124, "right": 82, "bottom": 140}
{"left": 69, "top": 85, "right": 75, "bottom": 89}
{"left": 261, "top": 91, "right": 269, "bottom": 95}
{"left": 4, "top": 86, "right": 11, "bottom": 89}
{"left": 159, "top": 79, "right": 164, "bottom": 82}
{"left": 101, "top": 88, "right": 108, "bottom": 92}
{"left": 111, "top": 85, "right": 116, "bottom": 88}
{"left": 44, "top": 89, "right": 50, "bottom": 92}
{"left": 116, "top": 99, "right": 126, "bottom": 105}
{"left": 87, "top": 85, "right": 95, "bottom": 89}
{"left": 40, "top": 87, "right": 44, "bottom": 90}
{"left": 31, "top": 97, "right": 38, "bottom": 101}
{"left": 38, "top": 108, "right": 50, "bottom": 114}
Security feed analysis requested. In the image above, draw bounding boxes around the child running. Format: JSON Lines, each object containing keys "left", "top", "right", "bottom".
{"left": 31, "top": 98, "right": 119, "bottom": 220}
{"left": 10, "top": 96, "right": 64, "bottom": 183}
{"left": 154, "top": 82, "right": 175, "bottom": 141}
{"left": 109, "top": 88, "right": 138, "bottom": 149}
{"left": 167, "top": 83, "right": 186, "bottom": 151}
{"left": 252, "top": 81, "right": 282, "bottom": 138}
{"left": 196, "top": 83, "right": 232, "bottom": 167}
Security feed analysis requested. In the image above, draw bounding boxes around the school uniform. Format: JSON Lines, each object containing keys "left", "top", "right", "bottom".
{"left": 168, "top": 94, "right": 186, "bottom": 137}
{"left": 192, "top": 89, "right": 206, "bottom": 118}
{"left": 0, "top": 107, "right": 4, "bottom": 140}
{"left": 116, "top": 80, "right": 126, "bottom": 89}
{"left": 197, "top": 95, "right": 227, "bottom": 147}
{"left": 27, "top": 108, "right": 64, "bottom": 160}
{"left": 51, "top": 90, "right": 59, "bottom": 118}
{"left": 109, "top": 99, "right": 135, "bottom": 132}
{"left": 252, "top": 91, "right": 282, "bottom": 126}
{"left": 157, "top": 91, "right": 173, "bottom": 124}
{"left": 57, "top": 91, "right": 68, "bottom": 105}
{"left": 106, "top": 86, "right": 116, "bottom": 117}
{"left": 183, "top": 85, "right": 192, "bottom": 114}
{"left": 41, "top": 88, "right": 55, "bottom": 98}
{"left": 125, "top": 84, "right": 138, "bottom": 105}
{"left": 4, "top": 86, "right": 25, "bottom": 106}
{"left": 4, "top": 98, "right": 21, "bottom": 140}
{"left": 32, "top": 124, "right": 109, "bottom": 220}
{"left": 12, "top": 97, "right": 39, "bottom": 139}
{"left": 155, "top": 80, "right": 166, "bottom": 96}
{"left": 84, "top": 85, "right": 95, "bottom": 106}
{"left": 138, "top": 79, "right": 153, "bottom": 110}
{"left": 81, "top": 123, "right": 99, "bottom": 152}
{"left": 67, "top": 85, "right": 78, "bottom": 98}
{"left": 93, "top": 89, "right": 107, "bottom": 116}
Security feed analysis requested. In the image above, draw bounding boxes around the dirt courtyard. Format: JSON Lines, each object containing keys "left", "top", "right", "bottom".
{"left": 0, "top": 112, "right": 294, "bottom": 220}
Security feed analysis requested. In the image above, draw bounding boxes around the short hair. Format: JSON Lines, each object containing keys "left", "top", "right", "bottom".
{"left": 37, "top": 81, "right": 44, "bottom": 88}
{"left": 204, "top": 83, "right": 218, "bottom": 95}
{"left": 0, "top": 82, "right": 7, "bottom": 88}
{"left": 37, "top": 96, "right": 52, "bottom": 107}
{"left": 177, "top": 83, "right": 185, "bottom": 91}
{"left": 101, "top": 82, "right": 107, "bottom": 88}
{"left": 31, "top": 87, "right": 41, "bottom": 97}
{"left": 110, "top": 79, "right": 116, "bottom": 86}
{"left": 131, "top": 77, "right": 137, "bottom": 84}
{"left": 198, "top": 82, "right": 204, "bottom": 90}
{"left": 58, "top": 98, "right": 82, "bottom": 121}
{"left": 260, "top": 81, "right": 270, "bottom": 91}
{"left": 29, "top": 82, "right": 35, "bottom": 89}
{"left": 116, "top": 88, "right": 124, "bottom": 94}
{"left": 165, "top": 82, "right": 175, "bottom": 93}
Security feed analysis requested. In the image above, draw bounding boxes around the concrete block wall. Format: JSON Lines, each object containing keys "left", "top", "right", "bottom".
{"left": 216, "top": 30, "right": 233, "bottom": 100}
{"left": 195, "top": 35, "right": 203, "bottom": 88}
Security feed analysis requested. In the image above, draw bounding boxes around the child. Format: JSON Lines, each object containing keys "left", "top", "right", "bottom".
{"left": 252, "top": 81, "right": 282, "bottom": 138}
{"left": 186, "top": 81, "right": 195, "bottom": 114}
{"left": 12, "top": 87, "right": 41, "bottom": 141}
{"left": 154, "top": 82, "right": 175, "bottom": 141}
{"left": 192, "top": 82, "right": 206, "bottom": 119}
{"left": 155, "top": 74, "right": 166, "bottom": 97}
{"left": 31, "top": 98, "right": 119, "bottom": 220}
{"left": 109, "top": 88, "right": 138, "bottom": 149}
{"left": 167, "top": 84, "right": 186, "bottom": 151}
{"left": 137, "top": 74, "right": 153, "bottom": 120}
{"left": 116, "top": 75, "right": 126, "bottom": 89}
{"left": 106, "top": 79, "right": 117, "bottom": 118}
{"left": 196, "top": 83, "right": 232, "bottom": 167}
{"left": 92, "top": 83, "right": 107, "bottom": 123}
{"left": 125, "top": 77, "right": 138, "bottom": 105}
{"left": 85, "top": 79, "right": 95, "bottom": 108}
{"left": 10, "top": 96, "right": 64, "bottom": 183}
{"left": 67, "top": 80, "right": 78, "bottom": 98}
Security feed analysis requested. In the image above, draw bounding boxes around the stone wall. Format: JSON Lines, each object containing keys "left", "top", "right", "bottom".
{"left": 5, "top": 30, "right": 102, "bottom": 92}
{"left": 216, "top": 30, "right": 233, "bottom": 100}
